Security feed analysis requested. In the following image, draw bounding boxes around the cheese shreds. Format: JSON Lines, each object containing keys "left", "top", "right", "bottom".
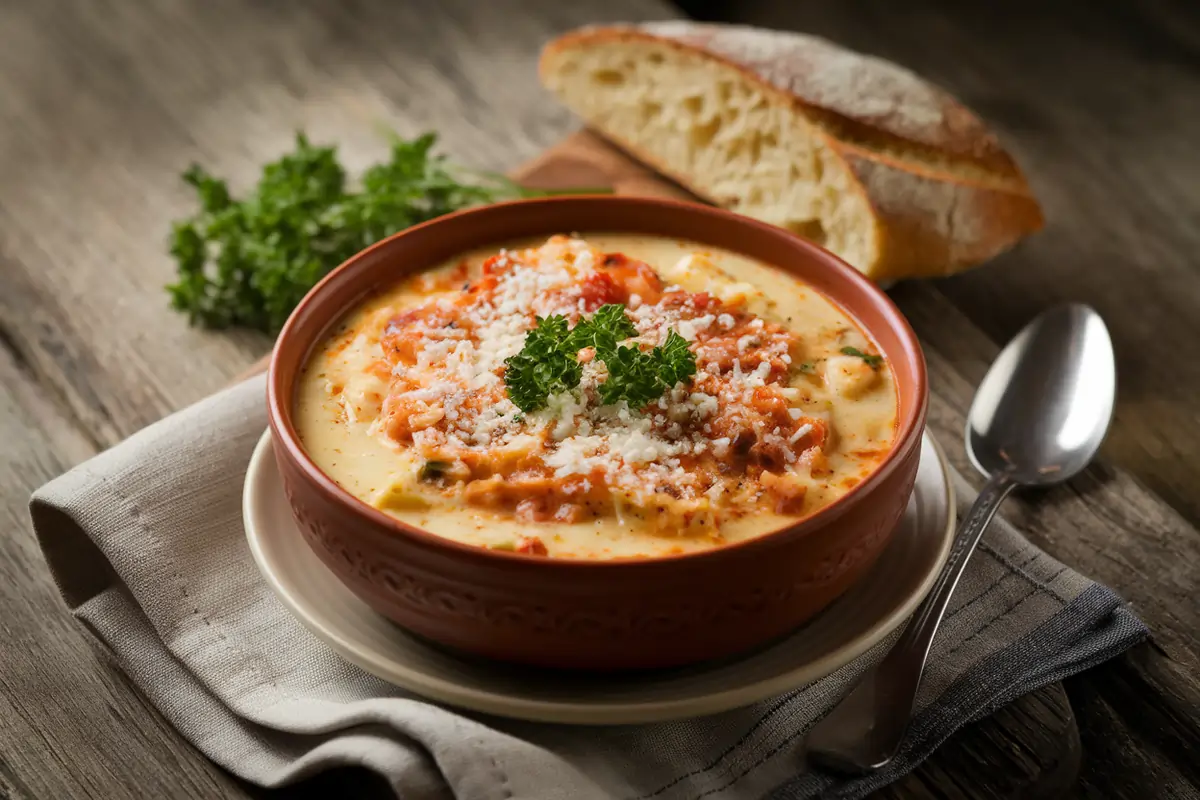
{"left": 339, "top": 235, "right": 836, "bottom": 530}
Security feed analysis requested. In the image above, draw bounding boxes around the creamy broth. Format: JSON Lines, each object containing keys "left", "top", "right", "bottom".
{"left": 297, "top": 234, "right": 898, "bottom": 559}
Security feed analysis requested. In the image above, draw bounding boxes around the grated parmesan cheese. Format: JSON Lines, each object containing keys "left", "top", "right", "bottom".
{"left": 357, "top": 236, "right": 827, "bottom": 518}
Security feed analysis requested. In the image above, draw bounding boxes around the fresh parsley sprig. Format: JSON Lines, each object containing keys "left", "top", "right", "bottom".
{"left": 503, "top": 304, "right": 697, "bottom": 412}
{"left": 656, "top": 329, "right": 700, "bottom": 388}
{"left": 502, "top": 315, "right": 585, "bottom": 412}
{"left": 167, "top": 132, "right": 608, "bottom": 334}
{"left": 597, "top": 330, "right": 697, "bottom": 409}
{"left": 565, "top": 303, "right": 638, "bottom": 357}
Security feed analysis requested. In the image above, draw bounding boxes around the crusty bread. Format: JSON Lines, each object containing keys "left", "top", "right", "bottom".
{"left": 539, "top": 22, "right": 1044, "bottom": 281}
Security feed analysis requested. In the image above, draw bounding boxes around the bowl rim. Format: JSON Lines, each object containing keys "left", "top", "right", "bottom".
{"left": 267, "top": 194, "right": 928, "bottom": 571}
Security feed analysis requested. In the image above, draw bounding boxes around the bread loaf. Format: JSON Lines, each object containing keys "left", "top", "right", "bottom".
{"left": 539, "top": 22, "right": 1044, "bottom": 281}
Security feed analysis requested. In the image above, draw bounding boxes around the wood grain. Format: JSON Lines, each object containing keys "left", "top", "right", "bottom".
{"left": 680, "top": 3, "right": 1200, "bottom": 793}
{"left": 0, "top": 1, "right": 668, "bottom": 798}
{"left": 0, "top": 348, "right": 249, "bottom": 799}
{"left": 1, "top": 0, "right": 1197, "bottom": 798}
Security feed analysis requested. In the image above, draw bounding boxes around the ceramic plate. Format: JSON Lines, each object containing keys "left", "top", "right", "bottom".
{"left": 243, "top": 430, "right": 954, "bottom": 724}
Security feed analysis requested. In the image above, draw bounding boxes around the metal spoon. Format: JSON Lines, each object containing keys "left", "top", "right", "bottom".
{"left": 806, "top": 303, "right": 1116, "bottom": 774}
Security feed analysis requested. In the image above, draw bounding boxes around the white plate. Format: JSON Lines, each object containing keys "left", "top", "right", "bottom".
{"left": 244, "top": 430, "right": 954, "bottom": 725}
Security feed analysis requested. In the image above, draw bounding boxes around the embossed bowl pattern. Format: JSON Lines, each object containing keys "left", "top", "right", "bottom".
{"left": 267, "top": 196, "right": 928, "bottom": 670}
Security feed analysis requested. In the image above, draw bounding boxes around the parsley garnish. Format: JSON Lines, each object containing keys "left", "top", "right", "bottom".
{"left": 656, "top": 329, "right": 700, "bottom": 390}
{"left": 167, "top": 132, "right": 607, "bottom": 334}
{"left": 503, "top": 304, "right": 697, "bottom": 412}
{"left": 565, "top": 302, "right": 638, "bottom": 357}
{"left": 598, "top": 330, "right": 697, "bottom": 408}
{"left": 841, "top": 346, "right": 884, "bottom": 369}
{"left": 502, "top": 315, "right": 585, "bottom": 412}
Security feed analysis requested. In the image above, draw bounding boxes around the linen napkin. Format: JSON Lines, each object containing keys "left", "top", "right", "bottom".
{"left": 30, "top": 375, "right": 1147, "bottom": 800}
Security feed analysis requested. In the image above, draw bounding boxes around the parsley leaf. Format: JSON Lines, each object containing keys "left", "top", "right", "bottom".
{"left": 564, "top": 303, "right": 638, "bottom": 357}
{"left": 655, "top": 329, "right": 699, "bottom": 388}
{"left": 167, "top": 131, "right": 608, "bottom": 334}
{"left": 840, "top": 346, "right": 884, "bottom": 369}
{"left": 503, "top": 315, "right": 584, "bottom": 412}
{"left": 502, "top": 304, "right": 697, "bottom": 412}
{"left": 597, "top": 331, "right": 696, "bottom": 408}
{"left": 597, "top": 343, "right": 663, "bottom": 408}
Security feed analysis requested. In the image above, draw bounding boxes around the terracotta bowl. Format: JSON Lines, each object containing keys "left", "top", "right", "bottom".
{"left": 267, "top": 196, "right": 928, "bottom": 671}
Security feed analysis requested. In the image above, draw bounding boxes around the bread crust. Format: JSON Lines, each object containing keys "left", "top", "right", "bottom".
{"left": 540, "top": 24, "right": 1044, "bottom": 280}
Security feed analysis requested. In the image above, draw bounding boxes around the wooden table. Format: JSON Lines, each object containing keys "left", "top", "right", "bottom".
{"left": 0, "top": 0, "right": 1196, "bottom": 797}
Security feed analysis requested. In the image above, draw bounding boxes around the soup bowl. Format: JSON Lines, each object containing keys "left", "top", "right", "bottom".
{"left": 267, "top": 195, "right": 927, "bottom": 670}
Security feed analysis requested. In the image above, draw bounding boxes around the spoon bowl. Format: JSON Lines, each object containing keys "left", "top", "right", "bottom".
{"left": 968, "top": 303, "right": 1116, "bottom": 484}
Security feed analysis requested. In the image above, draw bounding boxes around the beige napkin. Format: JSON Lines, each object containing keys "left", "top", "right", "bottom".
{"left": 30, "top": 375, "right": 1146, "bottom": 799}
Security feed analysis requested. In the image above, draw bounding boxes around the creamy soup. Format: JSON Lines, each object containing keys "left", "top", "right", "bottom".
{"left": 297, "top": 234, "right": 898, "bottom": 559}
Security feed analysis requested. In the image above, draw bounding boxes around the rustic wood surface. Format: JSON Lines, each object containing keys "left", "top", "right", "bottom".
{"left": 677, "top": 4, "right": 1200, "bottom": 796}
{"left": 0, "top": 1, "right": 1196, "bottom": 800}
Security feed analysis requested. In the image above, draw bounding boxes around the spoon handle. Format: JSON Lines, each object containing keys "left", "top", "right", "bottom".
{"left": 806, "top": 471, "right": 1016, "bottom": 774}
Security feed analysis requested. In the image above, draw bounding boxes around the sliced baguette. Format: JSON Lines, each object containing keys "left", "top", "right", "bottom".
{"left": 539, "top": 22, "right": 1044, "bottom": 281}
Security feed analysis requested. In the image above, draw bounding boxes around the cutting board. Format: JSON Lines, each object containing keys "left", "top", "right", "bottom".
{"left": 515, "top": 129, "right": 696, "bottom": 200}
